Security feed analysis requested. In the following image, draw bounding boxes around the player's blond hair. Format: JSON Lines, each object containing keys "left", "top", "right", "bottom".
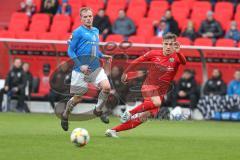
{"left": 80, "top": 7, "right": 93, "bottom": 17}
{"left": 163, "top": 33, "right": 177, "bottom": 41}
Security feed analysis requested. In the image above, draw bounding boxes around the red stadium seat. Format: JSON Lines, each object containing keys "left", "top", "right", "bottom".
{"left": 16, "top": 31, "right": 37, "bottom": 39}
{"left": 172, "top": 1, "right": 190, "bottom": 20}
{"left": 177, "top": 37, "right": 192, "bottom": 45}
{"left": 8, "top": 24, "right": 27, "bottom": 32}
{"left": 148, "top": 37, "right": 163, "bottom": 44}
{"left": 234, "top": 5, "right": 240, "bottom": 27}
{"left": 147, "top": 9, "right": 166, "bottom": 22}
{"left": 127, "top": 7, "right": 145, "bottom": 27}
{"left": 72, "top": 15, "right": 83, "bottom": 30}
{"left": 106, "top": 3, "right": 127, "bottom": 24}
{"left": 8, "top": 12, "right": 29, "bottom": 32}
{"left": 215, "top": 39, "right": 235, "bottom": 47}
{"left": 214, "top": 14, "right": 230, "bottom": 31}
{"left": 215, "top": 2, "right": 233, "bottom": 20}
{"left": 194, "top": 38, "right": 213, "bottom": 46}
{"left": 149, "top": 1, "right": 169, "bottom": 14}
{"left": 192, "top": 1, "right": 211, "bottom": 13}
{"left": 29, "top": 13, "right": 50, "bottom": 32}
{"left": 137, "top": 25, "right": 154, "bottom": 39}
{"left": 59, "top": 33, "right": 71, "bottom": 40}
{"left": 128, "top": 36, "right": 146, "bottom": 43}
{"left": 38, "top": 32, "right": 60, "bottom": 40}
{"left": 177, "top": 18, "right": 189, "bottom": 31}
{"left": 191, "top": 1, "right": 211, "bottom": 28}
{"left": 0, "top": 30, "right": 15, "bottom": 38}
{"left": 191, "top": 17, "right": 204, "bottom": 32}
{"left": 53, "top": 14, "right": 71, "bottom": 23}
{"left": 105, "top": 34, "right": 124, "bottom": 42}
{"left": 82, "top": 0, "right": 104, "bottom": 14}
{"left": 50, "top": 15, "right": 71, "bottom": 33}
{"left": 51, "top": 23, "right": 70, "bottom": 33}
{"left": 32, "top": 0, "right": 41, "bottom": 12}
{"left": 174, "top": 0, "right": 196, "bottom": 9}
{"left": 72, "top": 21, "right": 82, "bottom": 31}
{"left": 128, "top": 0, "right": 147, "bottom": 20}
{"left": 82, "top": 0, "right": 104, "bottom": 7}
{"left": 107, "top": 0, "right": 127, "bottom": 10}
{"left": 69, "top": 0, "right": 83, "bottom": 18}
{"left": 105, "top": 8, "right": 122, "bottom": 24}
{"left": 138, "top": 18, "right": 155, "bottom": 27}
{"left": 148, "top": 1, "right": 168, "bottom": 22}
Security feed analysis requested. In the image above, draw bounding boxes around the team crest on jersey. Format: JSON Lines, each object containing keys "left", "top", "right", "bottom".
{"left": 169, "top": 58, "right": 175, "bottom": 63}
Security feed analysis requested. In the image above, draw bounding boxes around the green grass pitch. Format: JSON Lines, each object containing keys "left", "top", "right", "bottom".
{"left": 0, "top": 113, "right": 240, "bottom": 160}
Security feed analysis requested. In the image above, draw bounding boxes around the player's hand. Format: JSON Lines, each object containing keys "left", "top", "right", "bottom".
{"left": 121, "top": 73, "right": 128, "bottom": 84}
{"left": 80, "top": 65, "right": 91, "bottom": 75}
{"left": 174, "top": 41, "right": 181, "bottom": 53}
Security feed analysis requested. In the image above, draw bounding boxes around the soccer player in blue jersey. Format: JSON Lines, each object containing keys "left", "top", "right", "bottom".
{"left": 61, "top": 7, "right": 112, "bottom": 131}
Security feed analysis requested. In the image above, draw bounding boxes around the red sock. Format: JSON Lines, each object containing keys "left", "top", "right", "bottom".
{"left": 112, "top": 117, "right": 142, "bottom": 132}
{"left": 129, "top": 99, "right": 157, "bottom": 115}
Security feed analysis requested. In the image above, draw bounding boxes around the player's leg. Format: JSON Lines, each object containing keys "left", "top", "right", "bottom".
{"left": 61, "top": 95, "right": 83, "bottom": 131}
{"left": 121, "top": 86, "right": 162, "bottom": 123}
{"left": 92, "top": 68, "right": 111, "bottom": 123}
{"left": 94, "top": 79, "right": 111, "bottom": 117}
{"left": 61, "top": 70, "right": 88, "bottom": 131}
{"left": 106, "top": 108, "right": 158, "bottom": 137}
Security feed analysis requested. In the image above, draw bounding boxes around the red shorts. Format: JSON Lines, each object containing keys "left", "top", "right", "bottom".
{"left": 141, "top": 85, "right": 164, "bottom": 99}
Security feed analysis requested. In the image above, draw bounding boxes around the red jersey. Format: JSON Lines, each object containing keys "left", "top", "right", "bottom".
{"left": 125, "top": 50, "right": 186, "bottom": 97}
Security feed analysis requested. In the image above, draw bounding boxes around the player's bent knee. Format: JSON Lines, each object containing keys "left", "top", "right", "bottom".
{"left": 151, "top": 98, "right": 162, "bottom": 107}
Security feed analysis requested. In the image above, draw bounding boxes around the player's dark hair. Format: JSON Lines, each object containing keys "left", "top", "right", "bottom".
{"left": 80, "top": 7, "right": 92, "bottom": 16}
{"left": 163, "top": 33, "right": 177, "bottom": 41}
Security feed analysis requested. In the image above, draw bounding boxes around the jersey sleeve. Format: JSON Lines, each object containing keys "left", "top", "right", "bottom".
{"left": 67, "top": 30, "right": 82, "bottom": 67}
{"left": 68, "top": 30, "right": 81, "bottom": 53}
{"left": 124, "top": 51, "right": 151, "bottom": 73}
{"left": 96, "top": 29, "right": 104, "bottom": 58}
{"left": 176, "top": 52, "right": 186, "bottom": 65}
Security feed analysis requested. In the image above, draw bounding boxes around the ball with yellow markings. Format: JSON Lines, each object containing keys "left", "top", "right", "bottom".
{"left": 70, "top": 128, "right": 90, "bottom": 147}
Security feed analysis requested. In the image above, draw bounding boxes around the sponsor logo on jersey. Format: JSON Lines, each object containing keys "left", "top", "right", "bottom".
{"left": 169, "top": 58, "right": 175, "bottom": 62}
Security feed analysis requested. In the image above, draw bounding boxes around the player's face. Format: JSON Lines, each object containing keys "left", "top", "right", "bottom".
{"left": 162, "top": 39, "right": 176, "bottom": 56}
{"left": 81, "top": 10, "right": 93, "bottom": 28}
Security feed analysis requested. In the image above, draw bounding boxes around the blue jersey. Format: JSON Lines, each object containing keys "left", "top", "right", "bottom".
{"left": 227, "top": 80, "right": 240, "bottom": 96}
{"left": 68, "top": 25, "right": 103, "bottom": 72}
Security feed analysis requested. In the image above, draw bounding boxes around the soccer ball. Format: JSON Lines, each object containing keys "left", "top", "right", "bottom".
{"left": 70, "top": 128, "right": 90, "bottom": 147}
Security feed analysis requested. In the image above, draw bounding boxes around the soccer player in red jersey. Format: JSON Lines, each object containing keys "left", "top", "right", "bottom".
{"left": 105, "top": 33, "right": 186, "bottom": 137}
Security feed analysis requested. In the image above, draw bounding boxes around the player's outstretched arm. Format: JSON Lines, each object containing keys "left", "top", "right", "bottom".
{"left": 175, "top": 41, "right": 186, "bottom": 65}
{"left": 121, "top": 53, "right": 149, "bottom": 83}
{"left": 124, "top": 53, "right": 149, "bottom": 74}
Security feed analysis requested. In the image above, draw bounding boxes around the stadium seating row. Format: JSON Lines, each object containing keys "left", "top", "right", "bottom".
{"left": 1, "top": 0, "right": 240, "bottom": 44}
{"left": 1, "top": 29, "right": 240, "bottom": 47}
